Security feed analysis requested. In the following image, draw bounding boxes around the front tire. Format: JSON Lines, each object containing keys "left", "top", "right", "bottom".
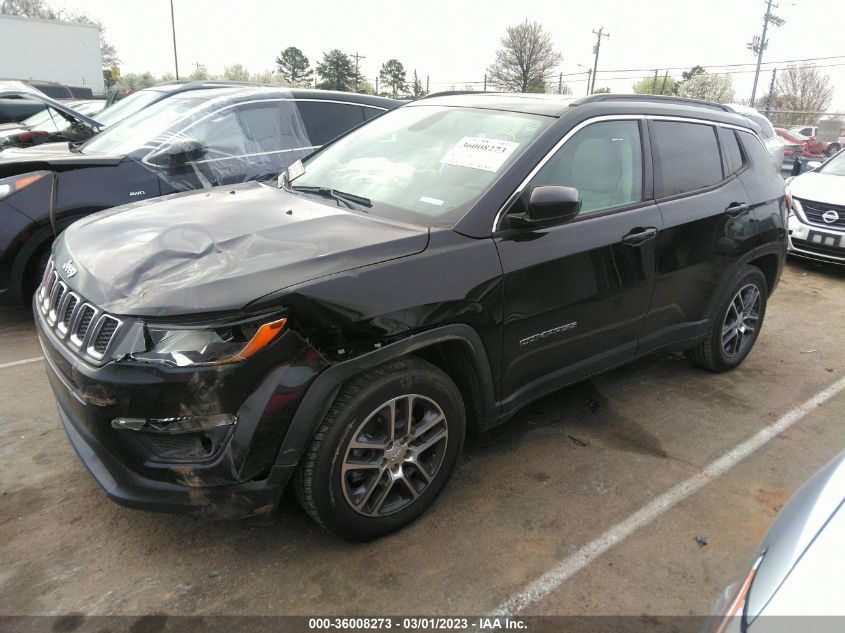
{"left": 686, "top": 266, "right": 768, "bottom": 372}
{"left": 294, "top": 356, "right": 465, "bottom": 540}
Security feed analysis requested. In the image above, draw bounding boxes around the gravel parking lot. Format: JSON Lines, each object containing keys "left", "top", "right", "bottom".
{"left": 2, "top": 259, "right": 844, "bottom": 619}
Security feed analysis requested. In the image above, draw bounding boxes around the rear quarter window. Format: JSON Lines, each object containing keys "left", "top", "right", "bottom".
{"left": 652, "top": 121, "right": 724, "bottom": 198}
{"left": 738, "top": 130, "right": 774, "bottom": 170}
{"left": 719, "top": 128, "right": 746, "bottom": 174}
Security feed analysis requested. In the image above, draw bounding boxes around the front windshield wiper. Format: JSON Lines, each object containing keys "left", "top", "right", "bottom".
{"left": 290, "top": 185, "right": 372, "bottom": 210}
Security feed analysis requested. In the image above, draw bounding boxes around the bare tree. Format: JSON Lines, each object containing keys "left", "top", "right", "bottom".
{"left": 487, "top": 20, "right": 561, "bottom": 93}
{"left": 764, "top": 65, "right": 834, "bottom": 126}
{"left": 677, "top": 73, "right": 735, "bottom": 103}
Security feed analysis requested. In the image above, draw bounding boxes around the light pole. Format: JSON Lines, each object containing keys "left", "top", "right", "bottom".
{"left": 576, "top": 64, "right": 592, "bottom": 96}
{"left": 170, "top": 0, "right": 179, "bottom": 80}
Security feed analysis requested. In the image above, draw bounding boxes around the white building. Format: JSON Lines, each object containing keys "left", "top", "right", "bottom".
{"left": 0, "top": 14, "right": 104, "bottom": 93}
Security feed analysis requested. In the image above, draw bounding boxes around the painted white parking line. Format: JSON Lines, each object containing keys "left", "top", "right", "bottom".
{"left": 0, "top": 356, "right": 43, "bottom": 370}
{"left": 493, "top": 374, "right": 845, "bottom": 616}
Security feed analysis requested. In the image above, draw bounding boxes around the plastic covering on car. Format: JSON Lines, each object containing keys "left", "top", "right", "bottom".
{"left": 105, "top": 90, "right": 316, "bottom": 192}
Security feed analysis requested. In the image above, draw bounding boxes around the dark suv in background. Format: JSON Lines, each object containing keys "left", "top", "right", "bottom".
{"left": 35, "top": 93, "right": 786, "bottom": 539}
{"left": 0, "top": 87, "right": 396, "bottom": 303}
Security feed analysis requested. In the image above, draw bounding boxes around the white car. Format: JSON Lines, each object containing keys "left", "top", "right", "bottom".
{"left": 786, "top": 149, "right": 845, "bottom": 263}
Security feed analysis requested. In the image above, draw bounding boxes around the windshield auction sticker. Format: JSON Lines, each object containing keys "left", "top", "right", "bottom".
{"left": 440, "top": 136, "right": 520, "bottom": 172}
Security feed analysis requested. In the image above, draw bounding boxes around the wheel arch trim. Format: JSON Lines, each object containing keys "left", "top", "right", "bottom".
{"left": 273, "top": 324, "right": 495, "bottom": 468}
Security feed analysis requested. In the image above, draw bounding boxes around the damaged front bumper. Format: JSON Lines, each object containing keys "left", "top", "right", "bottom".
{"left": 35, "top": 296, "right": 330, "bottom": 521}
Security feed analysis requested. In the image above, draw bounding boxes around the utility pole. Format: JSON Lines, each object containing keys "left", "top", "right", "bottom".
{"left": 660, "top": 70, "right": 669, "bottom": 95}
{"left": 558, "top": 72, "right": 562, "bottom": 94}
{"left": 765, "top": 68, "right": 778, "bottom": 116}
{"left": 748, "top": 0, "right": 785, "bottom": 105}
{"left": 483, "top": 73, "right": 487, "bottom": 91}
{"left": 375, "top": 75, "right": 379, "bottom": 95}
{"left": 426, "top": 74, "right": 429, "bottom": 94}
{"left": 170, "top": 0, "right": 179, "bottom": 80}
{"left": 652, "top": 69, "right": 659, "bottom": 94}
{"left": 589, "top": 27, "right": 609, "bottom": 95}
{"left": 349, "top": 51, "right": 366, "bottom": 92}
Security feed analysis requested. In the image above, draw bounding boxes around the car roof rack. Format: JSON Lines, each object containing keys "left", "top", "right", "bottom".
{"left": 570, "top": 93, "right": 732, "bottom": 112}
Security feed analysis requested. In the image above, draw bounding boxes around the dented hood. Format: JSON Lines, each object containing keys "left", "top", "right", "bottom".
{"left": 54, "top": 181, "right": 429, "bottom": 317}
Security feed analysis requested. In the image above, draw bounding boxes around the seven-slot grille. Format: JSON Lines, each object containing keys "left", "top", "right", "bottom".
{"left": 38, "top": 258, "right": 123, "bottom": 362}
{"left": 796, "top": 198, "right": 845, "bottom": 230}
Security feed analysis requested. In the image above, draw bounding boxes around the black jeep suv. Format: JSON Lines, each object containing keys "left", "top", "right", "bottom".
{"left": 35, "top": 93, "right": 787, "bottom": 540}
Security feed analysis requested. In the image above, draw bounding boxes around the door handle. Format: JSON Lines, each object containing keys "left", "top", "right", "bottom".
{"left": 621, "top": 227, "right": 658, "bottom": 246}
{"left": 726, "top": 203, "right": 750, "bottom": 216}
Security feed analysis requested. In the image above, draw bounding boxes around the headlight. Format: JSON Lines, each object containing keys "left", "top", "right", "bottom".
{"left": 132, "top": 316, "right": 287, "bottom": 367}
{"left": 0, "top": 170, "right": 49, "bottom": 202}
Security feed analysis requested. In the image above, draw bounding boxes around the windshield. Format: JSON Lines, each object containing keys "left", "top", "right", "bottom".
{"left": 81, "top": 95, "right": 207, "bottom": 155}
{"left": 96, "top": 89, "right": 163, "bottom": 127}
{"left": 291, "top": 105, "right": 552, "bottom": 226}
{"left": 819, "top": 151, "right": 845, "bottom": 176}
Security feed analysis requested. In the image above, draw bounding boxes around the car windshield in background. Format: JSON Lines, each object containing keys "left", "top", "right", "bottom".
{"left": 81, "top": 95, "right": 207, "bottom": 155}
{"left": 819, "top": 151, "right": 845, "bottom": 176}
{"left": 291, "top": 105, "right": 552, "bottom": 226}
{"left": 95, "top": 89, "right": 163, "bottom": 128}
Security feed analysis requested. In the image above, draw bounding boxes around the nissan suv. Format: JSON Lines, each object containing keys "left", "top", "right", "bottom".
{"left": 35, "top": 93, "right": 787, "bottom": 540}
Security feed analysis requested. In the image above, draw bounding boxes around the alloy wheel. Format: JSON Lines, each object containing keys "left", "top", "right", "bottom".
{"left": 722, "top": 283, "right": 761, "bottom": 358}
{"left": 341, "top": 394, "right": 448, "bottom": 517}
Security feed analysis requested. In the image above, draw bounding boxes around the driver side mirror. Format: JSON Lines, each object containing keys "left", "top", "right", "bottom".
{"left": 520, "top": 185, "right": 582, "bottom": 226}
{"left": 148, "top": 138, "right": 206, "bottom": 165}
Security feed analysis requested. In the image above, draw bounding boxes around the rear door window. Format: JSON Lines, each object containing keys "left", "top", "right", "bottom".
{"left": 295, "top": 101, "right": 367, "bottom": 145}
{"left": 652, "top": 121, "right": 723, "bottom": 197}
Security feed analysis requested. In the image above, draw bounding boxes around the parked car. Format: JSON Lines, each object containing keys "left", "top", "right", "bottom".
{"left": 704, "top": 450, "right": 845, "bottom": 631}
{"left": 33, "top": 93, "right": 787, "bottom": 539}
{"left": 0, "top": 81, "right": 267, "bottom": 151}
{"left": 789, "top": 125, "right": 844, "bottom": 157}
{"left": 0, "top": 86, "right": 397, "bottom": 303}
{"left": 92, "top": 80, "right": 274, "bottom": 131}
{"left": 785, "top": 148, "right": 845, "bottom": 263}
{"left": 725, "top": 104, "right": 784, "bottom": 171}
{"left": 775, "top": 127, "right": 825, "bottom": 157}
{"left": 0, "top": 99, "right": 103, "bottom": 150}
{"left": 0, "top": 80, "right": 50, "bottom": 123}
{"left": 0, "top": 79, "right": 95, "bottom": 123}
{"left": 0, "top": 78, "right": 96, "bottom": 100}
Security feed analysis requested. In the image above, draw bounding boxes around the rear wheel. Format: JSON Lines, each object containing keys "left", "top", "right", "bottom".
{"left": 686, "top": 266, "right": 768, "bottom": 372}
{"left": 294, "top": 356, "right": 465, "bottom": 540}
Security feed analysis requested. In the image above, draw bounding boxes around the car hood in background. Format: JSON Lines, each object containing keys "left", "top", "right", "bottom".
{"left": 788, "top": 171, "right": 845, "bottom": 206}
{"left": 746, "top": 451, "right": 845, "bottom": 621}
{"left": 54, "top": 181, "right": 430, "bottom": 317}
{"left": 0, "top": 141, "right": 124, "bottom": 176}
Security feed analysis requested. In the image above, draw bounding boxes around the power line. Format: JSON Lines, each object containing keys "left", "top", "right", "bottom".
{"left": 427, "top": 60, "right": 845, "bottom": 88}
{"left": 582, "top": 54, "right": 845, "bottom": 77}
